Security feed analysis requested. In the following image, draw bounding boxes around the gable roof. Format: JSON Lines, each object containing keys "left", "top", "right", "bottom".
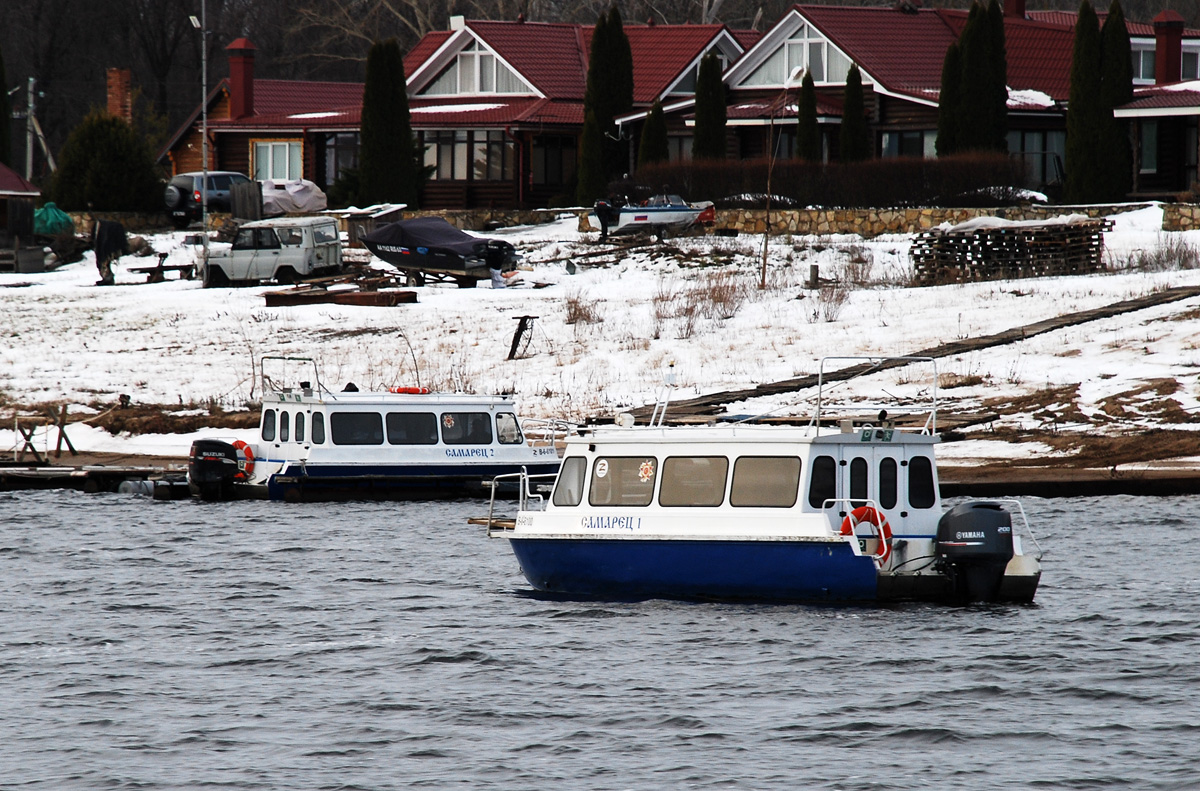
{"left": 1115, "top": 80, "right": 1200, "bottom": 118}
{"left": 405, "top": 19, "right": 743, "bottom": 106}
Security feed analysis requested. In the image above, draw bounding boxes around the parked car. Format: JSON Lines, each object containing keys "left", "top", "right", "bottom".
{"left": 164, "top": 171, "right": 252, "bottom": 229}
{"left": 198, "top": 216, "right": 342, "bottom": 287}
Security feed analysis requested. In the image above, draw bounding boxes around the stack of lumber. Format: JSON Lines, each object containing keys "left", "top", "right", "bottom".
{"left": 911, "top": 214, "right": 1113, "bottom": 285}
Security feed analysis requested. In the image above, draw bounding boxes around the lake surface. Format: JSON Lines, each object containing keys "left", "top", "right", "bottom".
{"left": 1, "top": 491, "right": 1196, "bottom": 790}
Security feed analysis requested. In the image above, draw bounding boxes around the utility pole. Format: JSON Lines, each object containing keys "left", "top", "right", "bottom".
{"left": 25, "top": 77, "right": 35, "bottom": 180}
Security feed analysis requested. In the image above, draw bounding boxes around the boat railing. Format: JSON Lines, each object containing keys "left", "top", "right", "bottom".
{"left": 812, "top": 356, "right": 938, "bottom": 436}
{"left": 482, "top": 468, "right": 559, "bottom": 534}
{"left": 259, "top": 355, "right": 329, "bottom": 398}
{"left": 989, "top": 498, "right": 1044, "bottom": 559}
{"left": 520, "top": 417, "right": 574, "bottom": 449}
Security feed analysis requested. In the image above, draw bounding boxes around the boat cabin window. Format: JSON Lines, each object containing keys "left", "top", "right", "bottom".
{"left": 312, "top": 412, "right": 326, "bottom": 444}
{"left": 295, "top": 412, "right": 306, "bottom": 443}
{"left": 261, "top": 409, "right": 277, "bottom": 442}
{"left": 908, "top": 455, "right": 936, "bottom": 509}
{"left": 730, "top": 456, "right": 801, "bottom": 507}
{"left": 849, "top": 457, "right": 867, "bottom": 507}
{"left": 387, "top": 412, "right": 438, "bottom": 445}
{"left": 441, "top": 412, "right": 493, "bottom": 445}
{"left": 496, "top": 413, "right": 524, "bottom": 444}
{"left": 280, "top": 411, "right": 291, "bottom": 442}
{"left": 659, "top": 456, "right": 728, "bottom": 507}
{"left": 589, "top": 456, "right": 656, "bottom": 507}
{"left": 330, "top": 412, "right": 385, "bottom": 445}
{"left": 879, "top": 457, "right": 897, "bottom": 509}
{"left": 552, "top": 456, "right": 587, "bottom": 506}
{"left": 808, "top": 455, "right": 837, "bottom": 508}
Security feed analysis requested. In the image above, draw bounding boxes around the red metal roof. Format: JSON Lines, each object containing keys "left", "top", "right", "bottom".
{"left": 407, "top": 95, "right": 584, "bottom": 127}
{"left": 404, "top": 31, "right": 451, "bottom": 76}
{"left": 0, "top": 161, "right": 39, "bottom": 197}
{"left": 1027, "top": 10, "right": 1200, "bottom": 38}
{"left": 624, "top": 24, "right": 732, "bottom": 103}
{"left": 1119, "top": 83, "right": 1200, "bottom": 113}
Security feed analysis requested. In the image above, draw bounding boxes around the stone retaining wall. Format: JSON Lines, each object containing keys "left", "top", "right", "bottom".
{"left": 1163, "top": 203, "right": 1200, "bottom": 232}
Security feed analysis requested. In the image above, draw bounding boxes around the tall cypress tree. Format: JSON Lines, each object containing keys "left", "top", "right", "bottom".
{"left": 1099, "top": 0, "right": 1134, "bottom": 200}
{"left": 637, "top": 101, "right": 669, "bottom": 169}
{"left": 839, "top": 64, "right": 869, "bottom": 162}
{"left": 987, "top": 0, "right": 1008, "bottom": 151}
{"left": 692, "top": 52, "right": 727, "bottom": 160}
{"left": 0, "top": 46, "right": 12, "bottom": 168}
{"left": 957, "top": 3, "right": 993, "bottom": 151}
{"left": 358, "top": 39, "right": 417, "bottom": 207}
{"left": 936, "top": 42, "right": 963, "bottom": 157}
{"left": 582, "top": 8, "right": 634, "bottom": 182}
{"left": 1065, "top": 0, "right": 1104, "bottom": 202}
{"left": 795, "top": 71, "right": 820, "bottom": 162}
{"left": 577, "top": 109, "right": 607, "bottom": 204}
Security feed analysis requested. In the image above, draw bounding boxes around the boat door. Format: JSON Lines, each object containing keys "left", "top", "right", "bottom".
{"left": 809, "top": 437, "right": 907, "bottom": 539}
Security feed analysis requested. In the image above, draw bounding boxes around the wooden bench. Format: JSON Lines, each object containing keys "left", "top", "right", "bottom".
{"left": 127, "top": 253, "right": 196, "bottom": 283}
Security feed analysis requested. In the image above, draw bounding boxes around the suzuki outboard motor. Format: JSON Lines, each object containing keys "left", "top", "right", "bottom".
{"left": 936, "top": 502, "right": 1015, "bottom": 603}
{"left": 188, "top": 439, "right": 240, "bottom": 500}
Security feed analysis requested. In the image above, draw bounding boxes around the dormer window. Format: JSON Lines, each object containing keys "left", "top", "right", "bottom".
{"left": 743, "top": 23, "right": 854, "bottom": 87}
{"left": 422, "top": 40, "right": 532, "bottom": 96}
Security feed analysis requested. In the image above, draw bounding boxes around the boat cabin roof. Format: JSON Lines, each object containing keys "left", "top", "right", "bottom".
{"left": 567, "top": 424, "right": 939, "bottom": 450}
{"left": 263, "top": 388, "right": 518, "bottom": 410}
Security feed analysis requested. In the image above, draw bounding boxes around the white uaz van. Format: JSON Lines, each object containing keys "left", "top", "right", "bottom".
{"left": 199, "top": 216, "right": 342, "bottom": 287}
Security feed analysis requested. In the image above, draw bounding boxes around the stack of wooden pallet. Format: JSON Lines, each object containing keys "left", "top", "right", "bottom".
{"left": 911, "top": 215, "right": 1113, "bottom": 285}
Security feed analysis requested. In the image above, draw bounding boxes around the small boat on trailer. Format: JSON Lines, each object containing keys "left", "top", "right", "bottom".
{"left": 188, "top": 357, "right": 561, "bottom": 502}
{"left": 485, "top": 357, "right": 1042, "bottom": 604}
{"left": 591, "top": 194, "right": 715, "bottom": 239}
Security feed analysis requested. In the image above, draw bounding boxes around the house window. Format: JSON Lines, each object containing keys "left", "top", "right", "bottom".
{"left": 422, "top": 39, "right": 531, "bottom": 96}
{"left": 744, "top": 22, "right": 854, "bottom": 87}
{"left": 424, "top": 131, "right": 469, "bottom": 180}
{"left": 1141, "top": 120, "right": 1158, "bottom": 173}
{"left": 1131, "top": 46, "right": 1156, "bottom": 83}
{"left": 254, "top": 141, "right": 302, "bottom": 180}
{"left": 531, "top": 135, "right": 576, "bottom": 186}
{"left": 473, "top": 131, "right": 515, "bottom": 181}
{"left": 323, "top": 132, "right": 359, "bottom": 186}
{"left": 668, "top": 135, "right": 693, "bottom": 162}
{"left": 882, "top": 130, "right": 933, "bottom": 159}
{"left": 1005, "top": 129, "right": 1066, "bottom": 186}
{"left": 1184, "top": 50, "right": 1199, "bottom": 81}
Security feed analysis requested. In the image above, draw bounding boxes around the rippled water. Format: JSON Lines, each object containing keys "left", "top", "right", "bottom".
{"left": 1, "top": 490, "right": 1197, "bottom": 789}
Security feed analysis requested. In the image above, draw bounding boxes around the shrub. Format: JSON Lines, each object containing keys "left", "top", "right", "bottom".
{"left": 49, "top": 109, "right": 161, "bottom": 212}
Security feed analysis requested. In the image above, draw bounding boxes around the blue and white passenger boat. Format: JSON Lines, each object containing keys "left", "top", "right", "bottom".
{"left": 189, "top": 357, "right": 561, "bottom": 502}
{"left": 487, "top": 357, "right": 1042, "bottom": 604}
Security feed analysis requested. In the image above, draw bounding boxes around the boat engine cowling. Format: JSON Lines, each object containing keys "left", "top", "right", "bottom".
{"left": 936, "top": 502, "right": 1015, "bottom": 603}
{"left": 188, "top": 438, "right": 241, "bottom": 500}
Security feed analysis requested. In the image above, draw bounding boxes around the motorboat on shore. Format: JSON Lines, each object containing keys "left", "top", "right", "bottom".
{"left": 485, "top": 357, "right": 1042, "bottom": 604}
{"left": 188, "top": 357, "right": 561, "bottom": 502}
{"left": 591, "top": 194, "right": 715, "bottom": 239}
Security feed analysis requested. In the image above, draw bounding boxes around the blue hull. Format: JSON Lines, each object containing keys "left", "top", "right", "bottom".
{"left": 506, "top": 537, "right": 879, "bottom": 602}
{"left": 266, "top": 461, "right": 560, "bottom": 502}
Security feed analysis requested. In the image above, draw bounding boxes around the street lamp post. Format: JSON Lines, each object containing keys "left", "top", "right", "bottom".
{"left": 190, "top": 2, "right": 209, "bottom": 264}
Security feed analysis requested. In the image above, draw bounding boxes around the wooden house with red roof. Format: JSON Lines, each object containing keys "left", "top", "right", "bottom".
{"left": 403, "top": 16, "right": 747, "bottom": 208}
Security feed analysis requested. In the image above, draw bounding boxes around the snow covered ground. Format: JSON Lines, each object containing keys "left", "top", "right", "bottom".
{"left": 3, "top": 203, "right": 1200, "bottom": 463}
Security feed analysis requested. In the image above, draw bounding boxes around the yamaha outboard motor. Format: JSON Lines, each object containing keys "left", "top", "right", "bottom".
{"left": 188, "top": 439, "right": 240, "bottom": 500}
{"left": 936, "top": 502, "right": 1015, "bottom": 603}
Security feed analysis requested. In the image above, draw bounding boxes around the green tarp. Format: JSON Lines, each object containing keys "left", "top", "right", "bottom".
{"left": 34, "top": 202, "right": 74, "bottom": 236}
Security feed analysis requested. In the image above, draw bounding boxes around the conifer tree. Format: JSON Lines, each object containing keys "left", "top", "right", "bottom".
{"left": 1099, "top": 0, "right": 1134, "bottom": 200}
{"left": 581, "top": 8, "right": 634, "bottom": 186}
{"left": 839, "top": 64, "right": 869, "bottom": 162}
{"left": 957, "top": 3, "right": 993, "bottom": 151}
{"left": 637, "top": 101, "right": 670, "bottom": 169}
{"left": 1065, "top": 0, "right": 1105, "bottom": 202}
{"left": 577, "top": 109, "right": 607, "bottom": 205}
{"left": 0, "top": 47, "right": 11, "bottom": 168}
{"left": 936, "top": 42, "right": 963, "bottom": 157}
{"left": 49, "top": 110, "right": 160, "bottom": 211}
{"left": 795, "top": 71, "right": 820, "bottom": 162}
{"left": 692, "top": 52, "right": 727, "bottom": 160}
{"left": 358, "top": 39, "right": 418, "bottom": 207}
{"left": 987, "top": 0, "right": 1008, "bottom": 151}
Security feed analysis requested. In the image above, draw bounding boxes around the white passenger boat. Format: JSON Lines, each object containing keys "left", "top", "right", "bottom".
{"left": 487, "top": 357, "right": 1042, "bottom": 604}
{"left": 590, "top": 194, "right": 715, "bottom": 238}
{"left": 188, "top": 357, "right": 561, "bottom": 502}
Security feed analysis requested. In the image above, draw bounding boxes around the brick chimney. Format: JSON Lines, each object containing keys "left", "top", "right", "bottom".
{"left": 106, "top": 67, "right": 133, "bottom": 123}
{"left": 1004, "top": 0, "right": 1025, "bottom": 19}
{"left": 226, "top": 38, "right": 256, "bottom": 119}
{"left": 1154, "top": 10, "right": 1184, "bottom": 84}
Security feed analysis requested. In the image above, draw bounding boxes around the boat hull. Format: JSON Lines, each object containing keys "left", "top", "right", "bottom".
{"left": 506, "top": 536, "right": 879, "bottom": 602}
{"left": 266, "top": 461, "right": 560, "bottom": 502}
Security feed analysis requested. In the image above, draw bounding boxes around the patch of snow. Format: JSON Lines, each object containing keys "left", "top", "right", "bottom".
{"left": 1007, "top": 88, "right": 1055, "bottom": 108}
{"left": 410, "top": 103, "right": 506, "bottom": 114}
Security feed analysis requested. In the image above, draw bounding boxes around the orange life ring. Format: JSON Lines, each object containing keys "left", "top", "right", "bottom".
{"left": 389, "top": 386, "right": 430, "bottom": 394}
{"left": 232, "top": 439, "right": 255, "bottom": 480}
{"left": 840, "top": 505, "right": 892, "bottom": 564}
